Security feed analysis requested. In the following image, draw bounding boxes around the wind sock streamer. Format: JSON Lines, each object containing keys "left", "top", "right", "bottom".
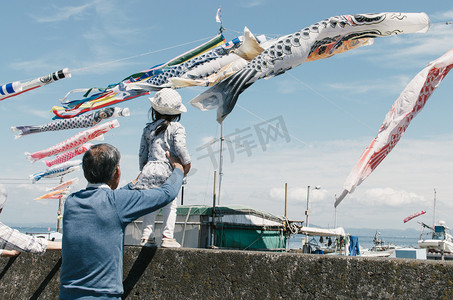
{"left": 30, "top": 160, "right": 81, "bottom": 183}
{"left": 335, "top": 49, "right": 453, "bottom": 207}
{"left": 171, "top": 31, "right": 372, "bottom": 89}
{"left": 25, "top": 119, "right": 119, "bottom": 162}
{"left": 190, "top": 12, "right": 430, "bottom": 123}
{"left": 403, "top": 210, "right": 426, "bottom": 223}
{"left": 43, "top": 143, "right": 93, "bottom": 167}
{"left": 0, "top": 68, "right": 71, "bottom": 101}
{"left": 35, "top": 188, "right": 70, "bottom": 200}
{"left": 46, "top": 177, "right": 79, "bottom": 191}
{"left": 12, "top": 107, "right": 129, "bottom": 139}
{"left": 51, "top": 35, "right": 227, "bottom": 119}
{"left": 45, "top": 194, "right": 67, "bottom": 199}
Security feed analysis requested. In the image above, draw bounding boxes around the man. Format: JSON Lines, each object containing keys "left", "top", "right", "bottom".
{"left": 59, "top": 143, "right": 184, "bottom": 299}
{"left": 0, "top": 185, "right": 61, "bottom": 257}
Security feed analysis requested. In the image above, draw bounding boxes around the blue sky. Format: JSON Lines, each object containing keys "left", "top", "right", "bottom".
{"left": 1, "top": 0, "right": 453, "bottom": 232}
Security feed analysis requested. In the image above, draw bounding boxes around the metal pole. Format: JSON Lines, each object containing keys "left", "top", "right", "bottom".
{"left": 284, "top": 183, "right": 288, "bottom": 218}
{"left": 433, "top": 188, "right": 436, "bottom": 227}
{"left": 180, "top": 186, "right": 184, "bottom": 205}
{"left": 211, "top": 171, "right": 217, "bottom": 247}
{"left": 218, "top": 122, "right": 224, "bottom": 206}
{"left": 56, "top": 176, "right": 64, "bottom": 233}
{"left": 305, "top": 186, "right": 310, "bottom": 227}
{"left": 305, "top": 186, "right": 310, "bottom": 243}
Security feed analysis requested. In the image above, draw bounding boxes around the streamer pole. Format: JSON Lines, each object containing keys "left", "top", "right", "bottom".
{"left": 218, "top": 122, "right": 224, "bottom": 205}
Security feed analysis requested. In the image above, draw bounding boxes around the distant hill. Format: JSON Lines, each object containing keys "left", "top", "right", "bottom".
{"left": 344, "top": 227, "right": 420, "bottom": 238}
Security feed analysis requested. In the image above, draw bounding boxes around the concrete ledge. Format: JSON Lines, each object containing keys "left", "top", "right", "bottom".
{"left": 0, "top": 247, "right": 452, "bottom": 299}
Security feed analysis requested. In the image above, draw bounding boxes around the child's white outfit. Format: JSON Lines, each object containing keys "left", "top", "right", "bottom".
{"left": 134, "top": 119, "right": 190, "bottom": 246}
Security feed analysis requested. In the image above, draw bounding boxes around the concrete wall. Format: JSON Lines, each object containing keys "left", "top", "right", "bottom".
{"left": 0, "top": 247, "right": 452, "bottom": 299}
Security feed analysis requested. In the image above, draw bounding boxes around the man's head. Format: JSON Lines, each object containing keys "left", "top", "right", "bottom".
{"left": 82, "top": 143, "right": 121, "bottom": 189}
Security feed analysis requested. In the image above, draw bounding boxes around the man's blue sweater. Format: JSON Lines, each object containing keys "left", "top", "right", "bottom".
{"left": 59, "top": 169, "right": 183, "bottom": 299}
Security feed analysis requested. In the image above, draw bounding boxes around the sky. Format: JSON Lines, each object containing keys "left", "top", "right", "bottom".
{"left": 1, "top": 0, "right": 453, "bottom": 233}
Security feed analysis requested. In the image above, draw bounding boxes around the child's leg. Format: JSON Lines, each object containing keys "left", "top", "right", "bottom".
{"left": 141, "top": 210, "right": 158, "bottom": 241}
{"left": 161, "top": 198, "right": 177, "bottom": 239}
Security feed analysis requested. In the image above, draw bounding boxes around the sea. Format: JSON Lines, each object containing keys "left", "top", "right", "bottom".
{"left": 16, "top": 226, "right": 422, "bottom": 251}
{"left": 287, "top": 233, "right": 420, "bottom": 250}
{"left": 13, "top": 226, "right": 56, "bottom": 235}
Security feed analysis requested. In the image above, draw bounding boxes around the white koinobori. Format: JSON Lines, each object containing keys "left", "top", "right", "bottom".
{"left": 189, "top": 12, "right": 430, "bottom": 123}
{"left": 335, "top": 49, "right": 453, "bottom": 207}
{"left": 0, "top": 68, "right": 71, "bottom": 101}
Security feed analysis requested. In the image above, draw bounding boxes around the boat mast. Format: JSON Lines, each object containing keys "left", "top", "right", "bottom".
{"left": 284, "top": 183, "right": 288, "bottom": 218}
{"left": 433, "top": 188, "right": 437, "bottom": 227}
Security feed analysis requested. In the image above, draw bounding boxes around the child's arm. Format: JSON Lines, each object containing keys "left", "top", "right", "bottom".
{"left": 0, "top": 249, "right": 20, "bottom": 257}
{"left": 173, "top": 124, "right": 191, "bottom": 175}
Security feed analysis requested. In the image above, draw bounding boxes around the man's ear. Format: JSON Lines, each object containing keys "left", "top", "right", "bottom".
{"left": 107, "top": 165, "right": 121, "bottom": 189}
{"left": 113, "top": 166, "right": 120, "bottom": 180}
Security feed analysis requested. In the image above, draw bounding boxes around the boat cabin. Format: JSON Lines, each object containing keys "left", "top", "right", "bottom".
{"left": 125, "top": 205, "right": 287, "bottom": 251}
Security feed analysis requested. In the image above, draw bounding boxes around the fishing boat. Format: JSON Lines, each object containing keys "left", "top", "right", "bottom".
{"left": 360, "top": 231, "right": 400, "bottom": 257}
{"left": 294, "top": 226, "right": 353, "bottom": 255}
{"left": 125, "top": 205, "right": 290, "bottom": 251}
{"left": 418, "top": 221, "right": 453, "bottom": 259}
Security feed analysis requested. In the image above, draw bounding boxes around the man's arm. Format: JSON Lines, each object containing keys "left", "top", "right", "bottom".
{"left": 116, "top": 152, "right": 184, "bottom": 224}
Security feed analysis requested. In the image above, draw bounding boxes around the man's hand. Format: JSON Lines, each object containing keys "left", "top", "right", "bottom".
{"left": 166, "top": 151, "right": 184, "bottom": 173}
{"left": 131, "top": 172, "right": 142, "bottom": 185}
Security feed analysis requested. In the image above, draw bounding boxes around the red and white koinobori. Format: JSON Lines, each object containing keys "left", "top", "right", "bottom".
{"left": 335, "top": 49, "right": 453, "bottom": 207}
{"left": 403, "top": 210, "right": 426, "bottom": 223}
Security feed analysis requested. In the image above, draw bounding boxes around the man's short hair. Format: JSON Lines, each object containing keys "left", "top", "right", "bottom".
{"left": 82, "top": 143, "right": 121, "bottom": 184}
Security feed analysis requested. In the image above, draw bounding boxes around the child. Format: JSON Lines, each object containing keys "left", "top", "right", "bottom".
{"left": 133, "top": 88, "right": 191, "bottom": 248}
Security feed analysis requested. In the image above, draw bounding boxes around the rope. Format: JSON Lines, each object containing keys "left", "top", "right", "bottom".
{"left": 236, "top": 104, "right": 309, "bottom": 146}
{"left": 287, "top": 73, "right": 373, "bottom": 130}
{"left": 70, "top": 35, "right": 217, "bottom": 74}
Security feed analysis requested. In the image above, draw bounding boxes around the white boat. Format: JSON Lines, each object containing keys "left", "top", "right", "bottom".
{"left": 418, "top": 221, "right": 453, "bottom": 255}
{"left": 361, "top": 231, "right": 400, "bottom": 257}
{"left": 295, "top": 226, "right": 353, "bottom": 255}
{"left": 26, "top": 230, "right": 62, "bottom": 241}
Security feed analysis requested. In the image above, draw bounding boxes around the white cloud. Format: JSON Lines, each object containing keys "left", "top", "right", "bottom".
{"left": 239, "top": 0, "right": 267, "bottom": 8}
{"left": 9, "top": 59, "right": 62, "bottom": 75}
{"left": 276, "top": 79, "right": 303, "bottom": 95}
{"left": 25, "top": 108, "right": 53, "bottom": 120}
{"left": 178, "top": 134, "right": 453, "bottom": 229}
{"left": 269, "top": 186, "right": 329, "bottom": 203}
{"left": 326, "top": 75, "right": 411, "bottom": 95}
{"left": 431, "top": 10, "right": 453, "bottom": 21}
{"left": 368, "top": 23, "right": 453, "bottom": 66}
{"left": 33, "top": 3, "right": 95, "bottom": 23}
{"left": 357, "top": 187, "right": 426, "bottom": 207}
